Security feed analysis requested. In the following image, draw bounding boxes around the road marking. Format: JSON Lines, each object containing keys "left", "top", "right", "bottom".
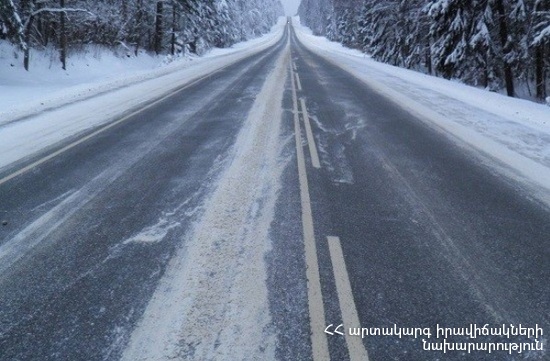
{"left": 290, "top": 60, "right": 330, "bottom": 361}
{"left": 299, "top": 98, "right": 321, "bottom": 169}
{"left": 0, "top": 62, "right": 237, "bottom": 187}
{"left": 327, "top": 236, "right": 370, "bottom": 361}
{"left": 295, "top": 72, "right": 303, "bottom": 91}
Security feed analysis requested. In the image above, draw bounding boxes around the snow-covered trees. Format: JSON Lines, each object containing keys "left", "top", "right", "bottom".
{"left": 0, "top": 0, "right": 283, "bottom": 70}
{"left": 298, "top": 0, "right": 550, "bottom": 100}
{"left": 357, "top": 0, "right": 429, "bottom": 69}
{"left": 298, "top": 0, "right": 332, "bottom": 36}
{"left": 0, "top": 0, "right": 28, "bottom": 67}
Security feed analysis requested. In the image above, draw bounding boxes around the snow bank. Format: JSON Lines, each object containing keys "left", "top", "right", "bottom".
{"left": 293, "top": 17, "right": 550, "bottom": 203}
{"left": 0, "top": 43, "right": 159, "bottom": 113}
{"left": 0, "top": 18, "right": 286, "bottom": 173}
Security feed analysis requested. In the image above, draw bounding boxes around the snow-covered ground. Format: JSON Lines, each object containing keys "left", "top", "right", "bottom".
{"left": 0, "top": 18, "right": 285, "bottom": 173}
{"left": 293, "top": 17, "right": 550, "bottom": 204}
{"left": 0, "top": 43, "right": 159, "bottom": 113}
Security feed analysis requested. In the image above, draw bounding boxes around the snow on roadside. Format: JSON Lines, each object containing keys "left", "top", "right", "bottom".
{"left": 0, "top": 17, "right": 286, "bottom": 125}
{"left": 292, "top": 17, "right": 550, "bottom": 203}
{"left": 121, "top": 38, "right": 290, "bottom": 361}
{"left": 0, "top": 19, "right": 285, "bottom": 173}
{"left": 0, "top": 43, "right": 159, "bottom": 115}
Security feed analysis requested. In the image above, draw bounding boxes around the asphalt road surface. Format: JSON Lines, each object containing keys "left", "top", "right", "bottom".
{"left": 0, "top": 22, "right": 548, "bottom": 361}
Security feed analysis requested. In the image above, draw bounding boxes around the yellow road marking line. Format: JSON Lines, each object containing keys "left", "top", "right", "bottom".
{"left": 299, "top": 98, "right": 321, "bottom": 169}
{"left": 295, "top": 72, "right": 303, "bottom": 91}
{"left": 327, "top": 236, "right": 370, "bottom": 361}
{"left": 290, "top": 59, "right": 330, "bottom": 361}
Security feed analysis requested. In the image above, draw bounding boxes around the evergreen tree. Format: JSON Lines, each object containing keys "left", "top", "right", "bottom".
{"left": 298, "top": 0, "right": 549, "bottom": 100}
{"left": 1, "top": 0, "right": 284, "bottom": 69}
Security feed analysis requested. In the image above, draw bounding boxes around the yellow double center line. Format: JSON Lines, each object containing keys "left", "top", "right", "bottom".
{"left": 290, "top": 55, "right": 330, "bottom": 360}
{"left": 290, "top": 56, "right": 369, "bottom": 361}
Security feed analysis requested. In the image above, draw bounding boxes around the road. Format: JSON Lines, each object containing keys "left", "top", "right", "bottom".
{"left": 0, "top": 21, "right": 548, "bottom": 361}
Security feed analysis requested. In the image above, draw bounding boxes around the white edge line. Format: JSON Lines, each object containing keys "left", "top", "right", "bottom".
{"left": 291, "top": 60, "right": 330, "bottom": 361}
{"left": 300, "top": 98, "right": 321, "bottom": 169}
{"left": 327, "top": 236, "right": 370, "bottom": 361}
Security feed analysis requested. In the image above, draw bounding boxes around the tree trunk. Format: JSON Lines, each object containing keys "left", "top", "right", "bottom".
{"left": 483, "top": 52, "right": 489, "bottom": 89}
{"left": 122, "top": 0, "right": 127, "bottom": 23}
{"left": 494, "top": 0, "right": 514, "bottom": 97}
{"left": 134, "top": 0, "right": 143, "bottom": 56}
{"left": 21, "top": 0, "right": 32, "bottom": 71}
{"left": 24, "top": 15, "right": 34, "bottom": 71}
{"left": 36, "top": 1, "right": 45, "bottom": 46}
{"left": 59, "top": 0, "right": 67, "bottom": 70}
{"left": 154, "top": 1, "right": 163, "bottom": 55}
{"left": 426, "top": 37, "right": 432, "bottom": 75}
{"left": 171, "top": 4, "right": 177, "bottom": 55}
{"left": 535, "top": 44, "right": 546, "bottom": 100}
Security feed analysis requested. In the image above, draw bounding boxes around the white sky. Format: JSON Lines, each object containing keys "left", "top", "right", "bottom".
{"left": 280, "top": 0, "right": 301, "bottom": 15}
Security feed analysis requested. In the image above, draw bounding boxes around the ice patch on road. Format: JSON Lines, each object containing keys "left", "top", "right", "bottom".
{"left": 0, "top": 165, "right": 132, "bottom": 277}
{"left": 123, "top": 218, "right": 180, "bottom": 245}
{"left": 309, "top": 112, "right": 356, "bottom": 185}
{"left": 120, "top": 195, "right": 204, "bottom": 246}
{"left": 0, "top": 108, "right": 204, "bottom": 278}
{"left": 28, "top": 189, "right": 76, "bottom": 213}
{"left": 121, "top": 41, "right": 290, "bottom": 361}
{"left": 316, "top": 138, "right": 354, "bottom": 185}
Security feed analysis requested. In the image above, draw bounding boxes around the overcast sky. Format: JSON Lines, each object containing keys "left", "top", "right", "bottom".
{"left": 280, "top": 0, "right": 301, "bottom": 15}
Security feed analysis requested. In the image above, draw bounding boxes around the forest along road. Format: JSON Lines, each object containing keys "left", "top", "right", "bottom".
{"left": 0, "top": 21, "right": 548, "bottom": 361}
